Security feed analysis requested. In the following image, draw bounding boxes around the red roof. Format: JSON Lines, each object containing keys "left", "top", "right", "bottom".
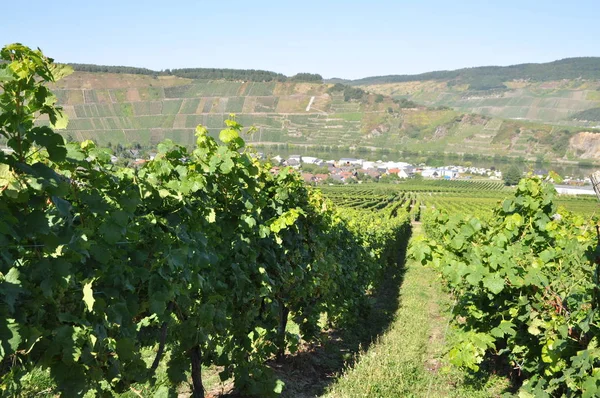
{"left": 301, "top": 173, "right": 314, "bottom": 183}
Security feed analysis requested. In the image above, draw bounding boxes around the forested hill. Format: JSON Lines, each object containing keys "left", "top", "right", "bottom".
{"left": 342, "top": 57, "right": 600, "bottom": 87}
{"left": 67, "top": 63, "right": 323, "bottom": 82}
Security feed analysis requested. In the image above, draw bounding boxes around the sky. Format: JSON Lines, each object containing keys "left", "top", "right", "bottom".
{"left": 1, "top": 0, "right": 598, "bottom": 79}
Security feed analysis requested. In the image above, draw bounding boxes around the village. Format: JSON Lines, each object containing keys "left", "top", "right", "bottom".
{"left": 2, "top": 146, "right": 593, "bottom": 193}
{"left": 264, "top": 154, "right": 595, "bottom": 195}
{"left": 268, "top": 154, "right": 503, "bottom": 184}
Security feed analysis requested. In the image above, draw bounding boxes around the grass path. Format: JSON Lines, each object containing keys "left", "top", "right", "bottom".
{"left": 322, "top": 225, "right": 508, "bottom": 398}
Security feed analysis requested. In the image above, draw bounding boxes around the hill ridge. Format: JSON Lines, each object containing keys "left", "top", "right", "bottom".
{"left": 344, "top": 57, "right": 600, "bottom": 86}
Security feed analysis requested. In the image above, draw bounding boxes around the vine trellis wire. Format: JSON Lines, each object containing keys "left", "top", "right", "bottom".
{"left": 592, "top": 171, "right": 600, "bottom": 203}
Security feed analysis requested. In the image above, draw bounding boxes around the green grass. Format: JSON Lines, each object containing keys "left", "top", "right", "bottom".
{"left": 323, "top": 226, "right": 510, "bottom": 398}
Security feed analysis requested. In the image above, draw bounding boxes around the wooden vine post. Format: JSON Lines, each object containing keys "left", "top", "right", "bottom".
{"left": 590, "top": 171, "right": 600, "bottom": 309}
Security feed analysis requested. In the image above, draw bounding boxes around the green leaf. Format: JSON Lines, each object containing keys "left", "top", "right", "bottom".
{"left": 153, "top": 386, "right": 171, "bottom": 398}
{"left": 408, "top": 239, "right": 432, "bottom": 264}
{"left": 83, "top": 280, "right": 95, "bottom": 312}
{"left": 5, "top": 267, "right": 21, "bottom": 285}
{"left": 51, "top": 110, "right": 69, "bottom": 130}
{"left": 274, "top": 379, "right": 285, "bottom": 394}
{"left": 539, "top": 249, "right": 555, "bottom": 264}
{"left": 0, "top": 164, "right": 12, "bottom": 187}
{"left": 207, "top": 208, "right": 216, "bottom": 223}
{"left": 528, "top": 318, "right": 544, "bottom": 336}
{"left": 0, "top": 66, "right": 16, "bottom": 82}
{"left": 491, "top": 320, "right": 516, "bottom": 338}
{"left": 51, "top": 196, "right": 71, "bottom": 217}
{"left": 0, "top": 319, "right": 21, "bottom": 359}
{"left": 28, "top": 126, "right": 67, "bottom": 162}
{"left": 116, "top": 338, "right": 136, "bottom": 362}
{"left": 451, "top": 235, "right": 465, "bottom": 250}
{"left": 219, "top": 128, "right": 239, "bottom": 143}
{"left": 1, "top": 268, "right": 23, "bottom": 312}
{"left": 482, "top": 274, "right": 504, "bottom": 294}
{"left": 99, "top": 221, "right": 123, "bottom": 245}
{"left": 220, "top": 156, "right": 234, "bottom": 174}
{"left": 466, "top": 266, "right": 484, "bottom": 285}
{"left": 582, "top": 375, "right": 600, "bottom": 398}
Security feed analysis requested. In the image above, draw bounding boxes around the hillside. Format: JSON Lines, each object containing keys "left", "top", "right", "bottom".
{"left": 349, "top": 58, "right": 600, "bottom": 130}
{"left": 46, "top": 71, "right": 600, "bottom": 164}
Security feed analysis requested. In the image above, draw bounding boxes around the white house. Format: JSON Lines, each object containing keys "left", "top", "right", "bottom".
{"left": 421, "top": 167, "right": 438, "bottom": 178}
{"left": 397, "top": 169, "right": 409, "bottom": 179}
{"left": 383, "top": 161, "right": 412, "bottom": 170}
{"left": 362, "top": 161, "right": 376, "bottom": 170}
{"left": 338, "top": 158, "right": 363, "bottom": 167}
{"left": 301, "top": 156, "right": 319, "bottom": 164}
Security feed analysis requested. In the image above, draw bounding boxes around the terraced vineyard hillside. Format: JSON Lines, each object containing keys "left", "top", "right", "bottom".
{"left": 360, "top": 79, "right": 600, "bottom": 126}
{"left": 47, "top": 71, "right": 600, "bottom": 163}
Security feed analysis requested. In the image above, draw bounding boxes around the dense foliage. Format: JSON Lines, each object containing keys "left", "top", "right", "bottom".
{"left": 0, "top": 44, "right": 410, "bottom": 397}
{"left": 411, "top": 177, "right": 600, "bottom": 396}
{"left": 67, "top": 63, "right": 159, "bottom": 76}
{"left": 167, "top": 67, "right": 287, "bottom": 81}
{"left": 394, "top": 97, "right": 418, "bottom": 108}
{"left": 348, "top": 57, "right": 600, "bottom": 86}
{"left": 503, "top": 164, "right": 522, "bottom": 186}
{"left": 68, "top": 63, "right": 323, "bottom": 83}
{"left": 327, "top": 83, "right": 368, "bottom": 102}
{"left": 287, "top": 73, "right": 323, "bottom": 83}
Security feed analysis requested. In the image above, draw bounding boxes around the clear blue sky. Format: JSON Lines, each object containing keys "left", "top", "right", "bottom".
{"left": 1, "top": 0, "right": 598, "bottom": 79}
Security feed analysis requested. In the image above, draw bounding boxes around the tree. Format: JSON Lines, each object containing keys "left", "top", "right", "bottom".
{"left": 503, "top": 164, "right": 522, "bottom": 186}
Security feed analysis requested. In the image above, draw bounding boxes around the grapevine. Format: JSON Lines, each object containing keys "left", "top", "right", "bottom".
{"left": 0, "top": 44, "right": 411, "bottom": 397}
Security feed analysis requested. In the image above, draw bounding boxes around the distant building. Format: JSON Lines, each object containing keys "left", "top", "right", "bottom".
{"left": 439, "top": 168, "right": 458, "bottom": 179}
{"left": 364, "top": 169, "right": 382, "bottom": 179}
{"left": 404, "top": 167, "right": 417, "bottom": 177}
{"left": 301, "top": 156, "right": 318, "bottom": 164}
{"left": 314, "top": 173, "right": 329, "bottom": 183}
{"left": 285, "top": 158, "right": 301, "bottom": 168}
{"left": 340, "top": 171, "right": 354, "bottom": 180}
{"left": 397, "top": 169, "right": 409, "bottom": 179}
{"left": 362, "top": 161, "right": 376, "bottom": 170}
{"left": 338, "top": 158, "right": 363, "bottom": 167}
{"left": 301, "top": 173, "right": 315, "bottom": 183}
